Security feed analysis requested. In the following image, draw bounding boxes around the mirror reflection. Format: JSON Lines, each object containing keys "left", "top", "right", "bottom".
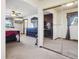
{"left": 43, "top": 1, "right": 78, "bottom": 59}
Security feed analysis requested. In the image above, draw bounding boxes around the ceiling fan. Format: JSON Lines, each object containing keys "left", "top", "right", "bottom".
{"left": 11, "top": 11, "right": 24, "bottom": 23}
{"left": 11, "top": 11, "right": 23, "bottom": 17}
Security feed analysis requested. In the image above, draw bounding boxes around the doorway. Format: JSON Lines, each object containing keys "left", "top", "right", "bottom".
{"left": 44, "top": 13, "right": 53, "bottom": 39}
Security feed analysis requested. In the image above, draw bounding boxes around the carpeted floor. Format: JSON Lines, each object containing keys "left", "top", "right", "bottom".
{"left": 44, "top": 38, "right": 78, "bottom": 59}
{"left": 6, "top": 35, "right": 71, "bottom": 59}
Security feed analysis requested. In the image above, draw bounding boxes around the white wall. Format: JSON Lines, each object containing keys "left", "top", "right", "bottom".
{"left": 24, "top": 20, "right": 28, "bottom": 34}
{"left": 14, "top": 22, "right": 23, "bottom": 34}
{"left": 38, "top": 8, "right": 44, "bottom": 47}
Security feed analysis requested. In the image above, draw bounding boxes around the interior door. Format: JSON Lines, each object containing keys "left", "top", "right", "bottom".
{"left": 44, "top": 14, "right": 53, "bottom": 38}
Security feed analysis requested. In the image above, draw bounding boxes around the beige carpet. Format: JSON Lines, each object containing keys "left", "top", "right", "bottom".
{"left": 44, "top": 38, "right": 78, "bottom": 59}
{"left": 6, "top": 35, "right": 70, "bottom": 59}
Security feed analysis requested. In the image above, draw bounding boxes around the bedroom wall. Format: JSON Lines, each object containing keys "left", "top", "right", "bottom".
{"left": 14, "top": 22, "right": 23, "bottom": 34}
{"left": 24, "top": 20, "right": 28, "bottom": 34}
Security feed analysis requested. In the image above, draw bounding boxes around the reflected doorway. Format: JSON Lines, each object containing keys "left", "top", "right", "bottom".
{"left": 44, "top": 13, "right": 53, "bottom": 39}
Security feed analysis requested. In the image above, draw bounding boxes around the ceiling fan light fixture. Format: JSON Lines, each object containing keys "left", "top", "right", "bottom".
{"left": 65, "top": 2, "right": 74, "bottom": 7}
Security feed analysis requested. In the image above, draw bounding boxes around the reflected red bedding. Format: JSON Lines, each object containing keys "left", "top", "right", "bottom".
{"left": 6, "top": 31, "right": 18, "bottom": 37}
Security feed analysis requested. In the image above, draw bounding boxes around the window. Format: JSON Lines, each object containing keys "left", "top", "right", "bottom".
{"left": 31, "top": 17, "right": 38, "bottom": 28}
{"left": 5, "top": 17, "right": 14, "bottom": 28}
{"left": 67, "top": 12, "right": 78, "bottom": 26}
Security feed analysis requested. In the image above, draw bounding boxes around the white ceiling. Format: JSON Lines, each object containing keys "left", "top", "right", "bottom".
{"left": 54, "top": 1, "right": 78, "bottom": 11}
{"left": 23, "top": 0, "right": 77, "bottom": 9}
{"left": 6, "top": 0, "right": 77, "bottom": 17}
{"left": 44, "top": 1, "right": 78, "bottom": 14}
{"left": 38, "top": 0, "right": 77, "bottom": 9}
{"left": 6, "top": 0, "right": 38, "bottom": 17}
